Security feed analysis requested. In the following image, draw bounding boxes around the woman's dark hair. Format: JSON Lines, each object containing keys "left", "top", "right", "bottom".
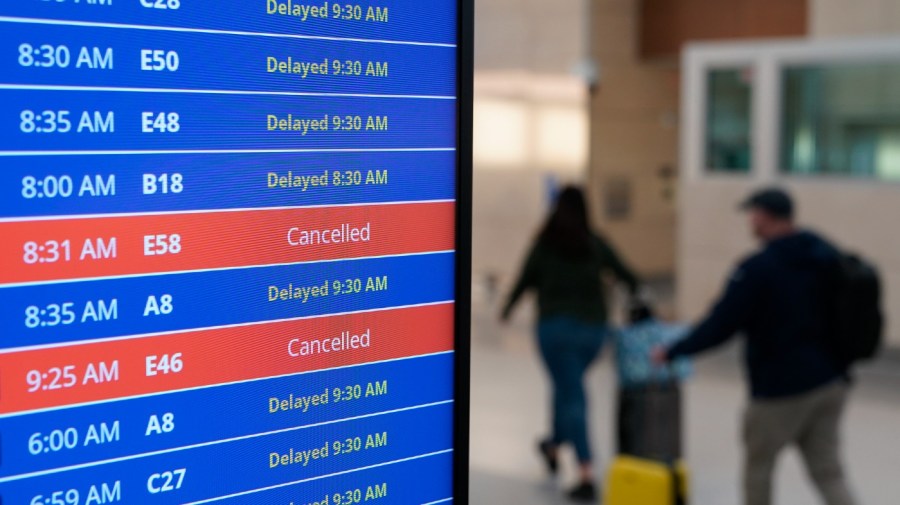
{"left": 538, "top": 185, "right": 593, "bottom": 258}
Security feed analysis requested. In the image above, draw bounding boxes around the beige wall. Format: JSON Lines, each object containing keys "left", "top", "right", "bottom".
{"left": 677, "top": 180, "right": 764, "bottom": 321}
{"left": 472, "top": 74, "right": 589, "bottom": 279}
{"left": 472, "top": 0, "right": 590, "bottom": 287}
{"left": 589, "top": 0, "right": 681, "bottom": 278}
{"left": 475, "top": 0, "right": 585, "bottom": 73}
{"left": 811, "top": 0, "right": 900, "bottom": 37}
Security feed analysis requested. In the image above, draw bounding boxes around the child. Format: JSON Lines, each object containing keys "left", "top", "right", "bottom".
{"left": 614, "top": 301, "right": 692, "bottom": 462}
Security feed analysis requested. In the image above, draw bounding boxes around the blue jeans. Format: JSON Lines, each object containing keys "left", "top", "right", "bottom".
{"left": 537, "top": 317, "right": 607, "bottom": 463}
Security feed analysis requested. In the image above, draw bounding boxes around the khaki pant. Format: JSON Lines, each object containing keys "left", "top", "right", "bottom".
{"left": 743, "top": 381, "right": 858, "bottom": 505}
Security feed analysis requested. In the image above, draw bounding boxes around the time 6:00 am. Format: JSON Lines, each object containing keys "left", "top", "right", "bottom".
{"left": 29, "top": 421, "right": 120, "bottom": 456}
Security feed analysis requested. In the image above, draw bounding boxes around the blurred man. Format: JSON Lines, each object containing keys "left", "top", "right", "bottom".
{"left": 652, "top": 188, "right": 858, "bottom": 505}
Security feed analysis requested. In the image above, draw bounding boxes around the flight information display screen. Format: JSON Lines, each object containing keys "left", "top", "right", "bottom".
{"left": 0, "top": 1, "right": 469, "bottom": 503}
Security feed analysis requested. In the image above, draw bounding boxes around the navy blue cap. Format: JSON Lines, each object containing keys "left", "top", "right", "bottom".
{"left": 740, "top": 188, "right": 794, "bottom": 219}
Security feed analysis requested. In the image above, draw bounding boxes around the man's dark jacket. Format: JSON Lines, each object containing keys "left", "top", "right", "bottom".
{"left": 667, "top": 231, "right": 846, "bottom": 399}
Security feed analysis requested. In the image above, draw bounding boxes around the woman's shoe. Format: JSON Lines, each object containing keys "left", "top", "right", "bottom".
{"left": 567, "top": 481, "right": 597, "bottom": 502}
{"left": 537, "top": 439, "right": 559, "bottom": 475}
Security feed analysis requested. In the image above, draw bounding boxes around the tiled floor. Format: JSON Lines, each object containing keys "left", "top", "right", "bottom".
{"left": 469, "top": 301, "right": 900, "bottom": 504}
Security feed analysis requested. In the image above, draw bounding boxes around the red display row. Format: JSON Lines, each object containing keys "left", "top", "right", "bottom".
{"left": 0, "top": 303, "right": 454, "bottom": 415}
{"left": 0, "top": 201, "right": 455, "bottom": 284}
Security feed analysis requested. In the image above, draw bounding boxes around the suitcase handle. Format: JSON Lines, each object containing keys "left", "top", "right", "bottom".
{"left": 671, "top": 465, "right": 686, "bottom": 505}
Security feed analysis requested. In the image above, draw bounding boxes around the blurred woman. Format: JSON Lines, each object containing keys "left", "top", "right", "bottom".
{"left": 501, "top": 186, "right": 638, "bottom": 502}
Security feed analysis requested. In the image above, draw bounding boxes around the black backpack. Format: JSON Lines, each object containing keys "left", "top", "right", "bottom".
{"left": 828, "top": 253, "right": 884, "bottom": 364}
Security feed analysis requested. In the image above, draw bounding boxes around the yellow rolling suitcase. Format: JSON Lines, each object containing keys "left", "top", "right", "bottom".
{"left": 604, "top": 456, "right": 689, "bottom": 505}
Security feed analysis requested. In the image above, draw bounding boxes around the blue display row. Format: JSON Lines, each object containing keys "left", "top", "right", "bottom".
{"left": 0, "top": 90, "right": 456, "bottom": 151}
{"left": 0, "top": 353, "right": 453, "bottom": 478}
{"left": 2, "top": 22, "right": 456, "bottom": 96}
{"left": 0, "top": 151, "right": 455, "bottom": 218}
{"left": 213, "top": 451, "right": 453, "bottom": 505}
{"left": 0, "top": 252, "right": 455, "bottom": 349}
{"left": 0, "top": 0, "right": 456, "bottom": 45}
{"left": 0, "top": 402, "right": 454, "bottom": 504}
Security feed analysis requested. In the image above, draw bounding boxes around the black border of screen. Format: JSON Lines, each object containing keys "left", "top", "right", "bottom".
{"left": 454, "top": 0, "right": 473, "bottom": 501}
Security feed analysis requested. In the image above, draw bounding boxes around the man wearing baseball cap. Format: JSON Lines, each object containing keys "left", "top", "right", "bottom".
{"left": 653, "top": 188, "right": 858, "bottom": 505}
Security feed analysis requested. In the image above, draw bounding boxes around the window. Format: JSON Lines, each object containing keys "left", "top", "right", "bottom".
{"left": 782, "top": 62, "right": 900, "bottom": 179}
{"left": 706, "top": 68, "right": 753, "bottom": 172}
